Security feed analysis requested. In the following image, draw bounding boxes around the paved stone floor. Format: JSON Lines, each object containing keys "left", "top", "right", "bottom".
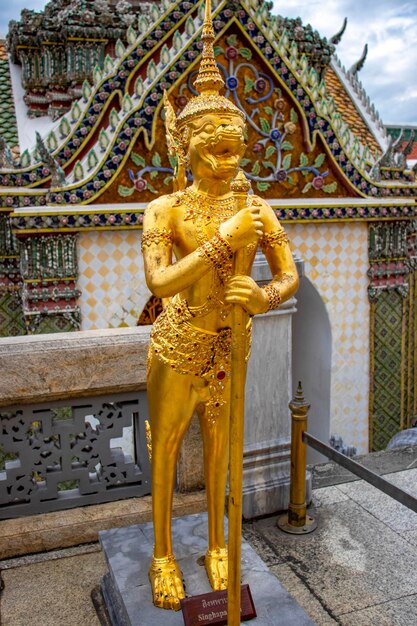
{"left": 0, "top": 545, "right": 106, "bottom": 626}
{"left": 1, "top": 464, "right": 417, "bottom": 625}
{"left": 244, "top": 467, "right": 417, "bottom": 626}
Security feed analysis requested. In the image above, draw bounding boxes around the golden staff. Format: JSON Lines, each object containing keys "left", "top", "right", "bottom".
{"left": 228, "top": 171, "right": 251, "bottom": 625}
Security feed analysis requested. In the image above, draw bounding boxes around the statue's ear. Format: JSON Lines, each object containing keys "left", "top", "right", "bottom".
{"left": 163, "top": 90, "right": 178, "bottom": 158}
{"left": 243, "top": 123, "right": 248, "bottom": 143}
{"left": 163, "top": 91, "right": 188, "bottom": 191}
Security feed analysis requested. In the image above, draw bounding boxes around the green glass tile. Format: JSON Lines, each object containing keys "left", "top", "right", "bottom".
{"left": 0, "top": 292, "right": 26, "bottom": 337}
{"left": 0, "top": 52, "right": 18, "bottom": 147}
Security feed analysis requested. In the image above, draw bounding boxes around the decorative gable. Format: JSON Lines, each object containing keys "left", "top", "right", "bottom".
{"left": 1, "top": 0, "right": 416, "bottom": 212}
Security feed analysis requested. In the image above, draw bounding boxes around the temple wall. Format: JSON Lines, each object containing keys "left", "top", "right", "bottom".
{"left": 77, "top": 230, "right": 151, "bottom": 330}
{"left": 285, "top": 222, "right": 370, "bottom": 453}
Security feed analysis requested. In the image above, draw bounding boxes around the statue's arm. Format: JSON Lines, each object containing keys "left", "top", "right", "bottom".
{"left": 142, "top": 197, "right": 219, "bottom": 298}
{"left": 258, "top": 200, "right": 299, "bottom": 309}
{"left": 223, "top": 198, "right": 298, "bottom": 315}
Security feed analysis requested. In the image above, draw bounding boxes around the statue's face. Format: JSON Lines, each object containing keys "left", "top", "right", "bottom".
{"left": 187, "top": 113, "right": 246, "bottom": 181}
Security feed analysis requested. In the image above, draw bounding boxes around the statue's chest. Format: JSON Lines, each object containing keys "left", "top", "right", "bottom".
{"left": 187, "top": 213, "right": 231, "bottom": 246}
{"left": 174, "top": 191, "right": 236, "bottom": 248}
{"left": 175, "top": 211, "right": 234, "bottom": 254}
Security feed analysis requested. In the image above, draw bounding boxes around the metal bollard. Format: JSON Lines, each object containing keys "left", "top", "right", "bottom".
{"left": 277, "top": 382, "right": 317, "bottom": 534}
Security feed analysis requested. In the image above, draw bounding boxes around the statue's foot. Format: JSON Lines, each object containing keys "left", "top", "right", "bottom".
{"left": 149, "top": 553, "right": 185, "bottom": 611}
{"left": 205, "top": 546, "right": 228, "bottom": 591}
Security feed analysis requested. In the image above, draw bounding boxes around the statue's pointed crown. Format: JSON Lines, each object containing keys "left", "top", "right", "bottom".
{"left": 175, "top": 0, "right": 245, "bottom": 130}
{"left": 193, "top": 0, "right": 225, "bottom": 95}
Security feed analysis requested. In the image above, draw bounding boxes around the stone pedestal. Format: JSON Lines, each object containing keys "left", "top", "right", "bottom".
{"left": 243, "top": 301, "right": 295, "bottom": 518}
{"left": 99, "top": 512, "right": 314, "bottom": 625}
{"left": 242, "top": 253, "right": 308, "bottom": 518}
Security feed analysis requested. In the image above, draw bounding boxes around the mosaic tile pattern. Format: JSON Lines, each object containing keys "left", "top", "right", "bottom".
{"left": 0, "top": 291, "right": 26, "bottom": 337}
{"left": 34, "top": 314, "right": 76, "bottom": 335}
{"left": 77, "top": 231, "right": 151, "bottom": 331}
{"left": 0, "top": 42, "right": 19, "bottom": 150}
{"left": 286, "top": 222, "right": 370, "bottom": 453}
{"left": 372, "top": 290, "right": 404, "bottom": 450}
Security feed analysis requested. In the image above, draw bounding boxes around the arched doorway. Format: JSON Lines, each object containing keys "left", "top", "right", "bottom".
{"left": 137, "top": 295, "right": 163, "bottom": 325}
{"left": 292, "top": 276, "right": 332, "bottom": 463}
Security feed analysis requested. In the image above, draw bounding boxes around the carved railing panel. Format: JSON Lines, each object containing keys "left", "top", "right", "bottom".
{"left": 0, "top": 392, "right": 150, "bottom": 518}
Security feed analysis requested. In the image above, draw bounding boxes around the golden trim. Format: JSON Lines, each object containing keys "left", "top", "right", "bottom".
{"left": 145, "top": 420, "right": 152, "bottom": 462}
{"left": 24, "top": 277, "right": 76, "bottom": 283}
{"left": 66, "top": 37, "right": 108, "bottom": 43}
{"left": 15, "top": 45, "right": 40, "bottom": 50}
{"left": 9, "top": 216, "right": 414, "bottom": 226}
{"left": 280, "top": 216, "right": 415, "bottom": 224}
{"left": 0, "top": 285, "right": 21, "bottom": 291}
{"left": 12, "top": 208, "right": 143, "bottom": 217}
{"left": 368, "top": 257, "right": 407, "bottom": 263}
{"left": 12, "top": 226, "right": 143, "bottom": 235}
{"left": 268, "top": 200, "right": 417, "bottom": 208}
{"left": 0, "top": 190, "right": 46, "bottom": 196}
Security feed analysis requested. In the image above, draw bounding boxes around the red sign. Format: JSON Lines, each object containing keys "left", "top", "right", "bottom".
{"left": 181, "top": 584, "right": 256, "bottom": 626}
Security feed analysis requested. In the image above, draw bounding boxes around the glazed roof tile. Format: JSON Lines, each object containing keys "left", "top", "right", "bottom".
{"left": 401, "top": 141, "right": 417, "bottom": 161}
{"left": 325, "top": 66, "right": 380, "bottom": 154}
{"left": 0, "top": 40, "right": 19, "bottom": 149}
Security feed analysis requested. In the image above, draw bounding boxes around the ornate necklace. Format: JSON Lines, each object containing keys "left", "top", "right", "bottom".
{"left": 180, "top": 188, "right": 236, "bottom": 225}
{"left": 178, "top": 187, "right": 236, "bottom": 250}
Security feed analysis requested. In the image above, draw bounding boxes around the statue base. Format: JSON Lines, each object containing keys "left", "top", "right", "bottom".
{"left": 99, "top": 512, "right": 314, "bottom": 625}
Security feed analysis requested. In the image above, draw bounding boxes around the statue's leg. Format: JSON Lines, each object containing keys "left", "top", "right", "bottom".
{"left": 199, "top": 395, "right": 230, "bottom": 591}
{"left": 148, "top": 356, "right": 198, "bottom": 610}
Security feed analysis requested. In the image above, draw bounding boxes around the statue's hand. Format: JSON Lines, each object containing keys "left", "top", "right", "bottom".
{"left": 224, "top": 275, "right": 269, "bottom": 315}
{"left": 218, "top": 204, "right": 263, "bottom": 251}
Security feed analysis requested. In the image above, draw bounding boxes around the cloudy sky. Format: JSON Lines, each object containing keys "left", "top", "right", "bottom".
{"left": 1, "top": 0, "right": 416, "bottom": 126}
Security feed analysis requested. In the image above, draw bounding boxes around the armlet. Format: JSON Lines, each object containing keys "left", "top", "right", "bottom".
{"left": 260, "top": 229, "right": 289, "bottom": 253}
{"left": 263, "top": 284, "right": 281, "bottom": 310}
{"left": 141, "top": 227, "right": 174, "bottom": 250}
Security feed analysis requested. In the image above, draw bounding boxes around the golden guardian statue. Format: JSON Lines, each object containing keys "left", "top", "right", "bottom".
{"left": 141, "top": 0, "right": 298, "bottom": 613}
